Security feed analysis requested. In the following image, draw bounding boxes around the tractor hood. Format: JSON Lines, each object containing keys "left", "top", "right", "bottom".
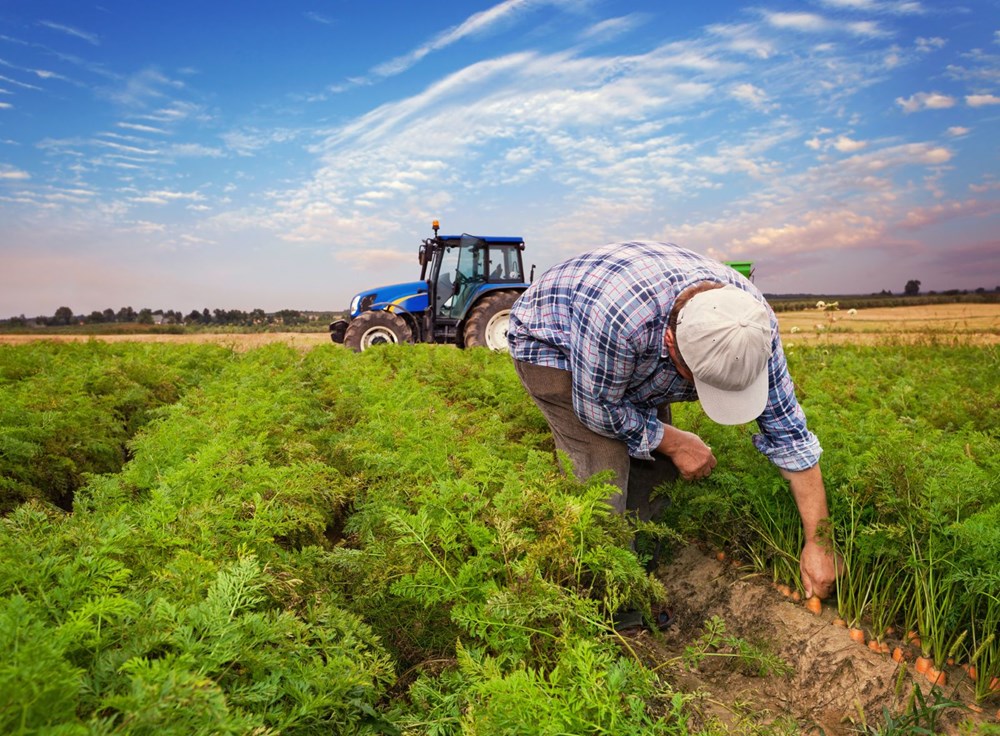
{"left": 348, "top": 281, "right": 429, "bottom": 318}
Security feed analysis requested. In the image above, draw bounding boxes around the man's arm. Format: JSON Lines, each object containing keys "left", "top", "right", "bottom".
{"left": 779, "top": 464, "right": 837, "bottom": 599}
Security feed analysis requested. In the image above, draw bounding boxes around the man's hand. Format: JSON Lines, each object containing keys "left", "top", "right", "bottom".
{"left": 800, "top": 539, "right": 837, "bottom": 599}
{"left": 656, "top": 425, "right": 717, "bottom": 481}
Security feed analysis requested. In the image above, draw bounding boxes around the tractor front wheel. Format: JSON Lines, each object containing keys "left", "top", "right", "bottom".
{"left": 463, "top": 291, "right": 520, "bottom": 351}
{"left": 343, "top": 311, "right": 413, "bottom": 352}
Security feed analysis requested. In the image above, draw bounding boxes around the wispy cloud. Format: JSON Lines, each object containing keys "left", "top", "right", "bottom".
{"left": 304, "top": 11, "right": 335, "bottom": 26}
{"left": 896, "top": 91, "right": 955, "bottom": 112}
{"left": 579, "top": 15, "right": 646, "bottom": 43}
{"left": 117, "top": 122, "right": 169, "bottom": 135}
{"left": 38, "top": 21, "right": 100, "bottom": 46}
{"left": 762, "top": 10, "right": 891, "bottom": 37}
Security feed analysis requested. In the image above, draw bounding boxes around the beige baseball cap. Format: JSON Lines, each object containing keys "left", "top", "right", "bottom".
{"left": 675, "top": 284, "right": 772, "bottom": 425}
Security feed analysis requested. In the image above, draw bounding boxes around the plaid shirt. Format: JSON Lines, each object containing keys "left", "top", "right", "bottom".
{"left": 508, "top": 241, "right": 821, "bottom": 471}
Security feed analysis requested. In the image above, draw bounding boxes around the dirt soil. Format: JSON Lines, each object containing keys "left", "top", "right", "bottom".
{"left": 628, "top": 545, "right": 997, "bottom": 734}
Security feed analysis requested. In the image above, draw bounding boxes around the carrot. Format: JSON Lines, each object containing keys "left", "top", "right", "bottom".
{"left": 868, "top": 640, "right": 881, "bottom": 653}
{"left": 849, "top": 628, "right": 866, "bottom": 644}
{"left": 832, "top": 618, "right": 847, "bottom": 627}
{"left": 925, "top": 667, "right": 946, "bottom": 687}
{"left": 892, "top": 647, "right": 905, "bottom": 663}
{"left": 775, "top": 583, "right": 791, "bottom": 598}
{"left": 962, "top": 663, "right": 977, "bottom": 682}
{"left": 715, "top": 550, "right": 726, "bottom": 562}
{"left": 879, "top": 642, "right": 890, "bottom": 654}
{"left": 805, "top": 596, "right": 822, "bottom": 615}
{"left": 791, "top": 590, "right": 801, "bottom": 602}
{"left": 991, "top": 676, "right": 1000, "bottom": 693}
{"left": 914, "top": 656, "right": 932, "bottom": 675}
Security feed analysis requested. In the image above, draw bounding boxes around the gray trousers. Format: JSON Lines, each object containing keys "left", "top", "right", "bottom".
{"left": 514, "top": 359, "right": 677, "bottom": 522}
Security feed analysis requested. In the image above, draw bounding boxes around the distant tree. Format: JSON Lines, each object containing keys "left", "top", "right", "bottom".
{"left": 202, "top": 308, "right": 211, "bottom": 323}
{"left": 86, "top": 310, "right": 105, "bottom": 324}
{"left": 102, "top": 308, "right": 116, "bottom": 322}
{"left": 904, "top": 280, "right": 921, "bottom": 296}
{"left": 186, "top": 309, "right": 203, "bottom": 323}
{"left": 975, "top": 287, "right": 985, "bottom": 294}
{"left": 8, "top": 314, "right": 27, "bottom": 327}
{"left": 117, "top": 306, "right": 136, "bottom": 322}
{"left": 137, "top": 308, "right": 154, "bottom": 325}
{"left": 274, "top": 309, "right": 303, "bottom": 325}
{"left": 53, "top": 306, "right": 75, "bottom": 325}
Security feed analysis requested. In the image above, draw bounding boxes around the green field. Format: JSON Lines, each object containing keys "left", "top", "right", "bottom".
{"left": 1, "top": 340, "right": 997, "bottom": 734}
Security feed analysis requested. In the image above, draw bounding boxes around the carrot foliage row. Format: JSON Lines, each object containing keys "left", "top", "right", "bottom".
{"left": 0, "top": 339, "right": 997, "bottom": 733}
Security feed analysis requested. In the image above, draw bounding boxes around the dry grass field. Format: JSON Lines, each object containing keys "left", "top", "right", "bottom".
{"left": 776, "top": 302, "right": 999, "bottom": 345}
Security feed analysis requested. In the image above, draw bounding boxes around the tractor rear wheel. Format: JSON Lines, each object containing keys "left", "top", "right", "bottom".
{"left": 463, "top": 291, "right": 520, "bottom": 351}
{"left": 343, "top": 311, "right": 413, "bottom": 352}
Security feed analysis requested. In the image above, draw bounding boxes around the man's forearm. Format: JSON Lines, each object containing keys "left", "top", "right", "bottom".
{"left": 779, "top": 464, "right": 829, "bottom": 542}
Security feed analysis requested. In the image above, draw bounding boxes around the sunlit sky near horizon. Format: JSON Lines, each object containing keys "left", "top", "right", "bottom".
{"left": 1, "top": 0, "right": 998, "bottom": 317}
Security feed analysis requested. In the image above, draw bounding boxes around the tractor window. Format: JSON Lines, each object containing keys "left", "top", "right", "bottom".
{"left": 487, "top": 244, "right": 523, "bottom": 283}
{"left": 436, "top": 235, "right": 487, "bottom": 318}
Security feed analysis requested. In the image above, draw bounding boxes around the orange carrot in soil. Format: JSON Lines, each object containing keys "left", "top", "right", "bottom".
{"left": 925, "top": 667, "right": 946, "bottom": 687}
{"left": 849, "top": 628, "right": 866, "bottom": 644}
{"left": 892, "top": 647, "right": 905, "bottom": 663}
{"left": 962, "top": 663, "right": 977, "bottom": 682}
{"left": 715, "top": 550, "right": 726, "bottom": 562}
{"left": 832, "top": 618, "right": 846, "bottom": 627}
{"left": 775, "top": 583, "right": 791, "bottom": 598}
{"left": 805, "top": 596, "right": 822, "bottom": 615}
{"left": 914, "top": 656, "right": 932, "bottom": 675}
{"left": 879, "top": 642, "right": 890, "bottom": 654}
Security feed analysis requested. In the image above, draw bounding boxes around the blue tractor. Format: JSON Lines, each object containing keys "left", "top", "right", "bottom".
{"left": 329, "top": 221, "right": 533, "bottom": 351}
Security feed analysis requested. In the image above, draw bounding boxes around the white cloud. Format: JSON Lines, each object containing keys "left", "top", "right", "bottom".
{"left": 763, "top": 11, "right": 888, "bottom": 37}
{"left": 896, "top": 91, "right": 956, "bottom": 113}
{"left": 946, "top": 126, "right": 970, "bottom": 137}
{"left": 765, "top": 11, "right": 831, "bottom": 33}
{"left": 834, "top": 135, "right": 867, "bottom": 152}
{"left": 169, "top": 143, "right": 224, "bottom": 157}
{"left": 0, "top": 164, "right": 29, "bottom": 180}
{"left": 730, "top": 82, "right": 775, "bottom": 111}
{"left": 915, "top": 36, "right": 945, "bottom": 52}
{"left": 966, "top": 94, "right": 1000, "bottom": 107}
{"left": 0, "top": 102, "right": 11, "bottom": 110}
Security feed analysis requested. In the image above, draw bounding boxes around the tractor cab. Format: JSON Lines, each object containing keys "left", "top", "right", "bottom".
{"left": 421, "top": 227, "right": 528, "bottom": 345}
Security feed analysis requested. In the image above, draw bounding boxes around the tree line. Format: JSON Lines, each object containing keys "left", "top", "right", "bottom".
{"left": 1, "top": 306, "right": 331, "bottom": 328}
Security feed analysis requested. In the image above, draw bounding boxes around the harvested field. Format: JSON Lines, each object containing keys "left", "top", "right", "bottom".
{"left": 775, "top": 303, "right": 1000, "bottom": 345}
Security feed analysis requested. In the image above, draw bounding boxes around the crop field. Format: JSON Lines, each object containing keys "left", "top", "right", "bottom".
{"left": 1, "top": 307, "right": 998, "bottom": 735}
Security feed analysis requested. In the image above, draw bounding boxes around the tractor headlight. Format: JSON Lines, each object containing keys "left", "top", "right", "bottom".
{"left": 350, "top": 295, "right": 361, "bottom": 315}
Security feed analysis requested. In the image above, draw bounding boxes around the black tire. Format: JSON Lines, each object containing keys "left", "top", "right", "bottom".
{"left": 343, "top": 311, "right": 413, "bottom": 352}
{"left": 463, "top": 290, "right": 520, "bottom": 351}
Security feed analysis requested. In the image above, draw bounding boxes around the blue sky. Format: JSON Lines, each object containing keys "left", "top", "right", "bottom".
{"left": 1, "top": 0, "right": 998, "bottom": 317}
